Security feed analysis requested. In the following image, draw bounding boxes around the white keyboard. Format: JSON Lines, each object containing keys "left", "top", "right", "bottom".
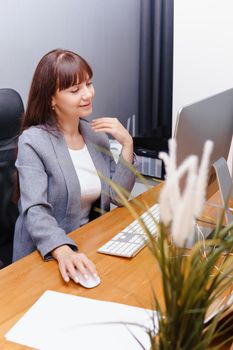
{"left": 97, "top": 203, "right": 160, "bottom": 258}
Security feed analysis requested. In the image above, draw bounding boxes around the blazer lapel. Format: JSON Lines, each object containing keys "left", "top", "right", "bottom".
{"left": 79, "top": 119, "right": 110, "bottom": 211}
{"left": 49, "top": 131, "right": 81, "bottom": 228}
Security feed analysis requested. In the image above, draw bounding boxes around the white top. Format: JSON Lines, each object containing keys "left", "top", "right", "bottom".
{"left": 68, "top": 145, "right": 101, "bottom": 225}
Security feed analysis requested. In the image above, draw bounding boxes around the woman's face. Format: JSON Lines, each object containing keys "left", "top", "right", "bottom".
{"left": 51, "top": 76, "right": 95, "bottom": 122}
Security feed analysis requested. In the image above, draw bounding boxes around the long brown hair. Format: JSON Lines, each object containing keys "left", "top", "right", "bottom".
{"left": 21, "top": 49, "right": 93, "bottom": 131}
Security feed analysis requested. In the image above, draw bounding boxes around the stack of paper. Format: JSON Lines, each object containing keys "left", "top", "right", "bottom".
{"left": 5, "top": 290, "right": 158, "bottom": 350}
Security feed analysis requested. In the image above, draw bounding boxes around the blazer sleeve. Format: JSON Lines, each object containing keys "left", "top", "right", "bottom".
{"left": 110, "top": 153, "right": 137, "bottom": 206}
{"left": 100, "top": 136, "right": 137, "bottom": 206}
{"left": 16, "top": 132, "right": 77, "bottom": 259}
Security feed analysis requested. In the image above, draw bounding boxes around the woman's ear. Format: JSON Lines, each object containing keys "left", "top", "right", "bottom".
{"left": 51, "top": 97, "right": 56, "bottom": 110}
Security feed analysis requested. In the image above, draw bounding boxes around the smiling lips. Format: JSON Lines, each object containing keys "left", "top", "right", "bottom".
{"left": 80, "top": 102, "right": 92, "bottom": 108}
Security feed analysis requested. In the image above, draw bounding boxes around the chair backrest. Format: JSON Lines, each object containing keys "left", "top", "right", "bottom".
{"left": 0, "top": 88, "right": 24, "bottom": 267}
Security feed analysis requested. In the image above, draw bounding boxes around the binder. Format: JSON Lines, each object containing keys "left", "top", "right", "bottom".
{"left": 133, "top": 136, "right": 168, "bottom": 180}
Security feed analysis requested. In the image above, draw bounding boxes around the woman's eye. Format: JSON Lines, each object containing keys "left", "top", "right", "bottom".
{"left": 87, "top": 81, "right": 93, "bottom": 86}
{"left": 70, "top": 88, "right": 79, "bottom": 93}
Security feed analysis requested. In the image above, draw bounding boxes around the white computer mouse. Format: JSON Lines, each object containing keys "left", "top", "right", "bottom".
{"left": 75, "top": 269, "right": 101, "bottom": 289}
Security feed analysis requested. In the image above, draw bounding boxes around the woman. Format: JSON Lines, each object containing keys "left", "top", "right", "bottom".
{"left": 13, "top": 49, "right": 136, "bottom": 283}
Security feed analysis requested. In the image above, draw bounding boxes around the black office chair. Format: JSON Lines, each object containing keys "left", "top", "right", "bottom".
{"left": 0, "top": 88, "right": 24, "bottom": 268}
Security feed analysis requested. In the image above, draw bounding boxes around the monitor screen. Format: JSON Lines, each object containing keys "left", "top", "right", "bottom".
{"left": 174, "top": 88, "right": 233, "bottom": 200}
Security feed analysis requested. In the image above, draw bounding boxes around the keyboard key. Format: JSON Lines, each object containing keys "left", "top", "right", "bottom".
{"left": 97, "top": 203, "right": 160, "bottom": 258}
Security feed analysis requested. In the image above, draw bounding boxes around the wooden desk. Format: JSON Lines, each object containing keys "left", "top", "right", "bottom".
{"left": 0, "top": 185, "right": 161, "bottom": 349}
{"left": 0, "top": 185, "right": 232, "bottom": 349}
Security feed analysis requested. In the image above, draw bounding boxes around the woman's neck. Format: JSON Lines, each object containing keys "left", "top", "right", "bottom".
{"left": 60, "top": 118, "right": 85, "bottom": 150}
{"left": 59, "top": 117, "right": 80, "bottom": 136}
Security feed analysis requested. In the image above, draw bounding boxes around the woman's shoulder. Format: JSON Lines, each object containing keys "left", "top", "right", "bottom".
{"left": 19, "top": 126, "right": 53, "bottom": 145}
{"left": 20, "top": 125, "right": 57, "bottom": 138}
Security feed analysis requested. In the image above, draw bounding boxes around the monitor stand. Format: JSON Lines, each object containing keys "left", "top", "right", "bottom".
{"left": 212, "top": 157, "right": 233, "bottom": 224}
{"left": 185, "top": 157, "right": 233, "bottom": 248}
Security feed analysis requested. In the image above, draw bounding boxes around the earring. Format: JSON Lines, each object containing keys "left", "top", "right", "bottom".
{"left": 51, "top": 105, "right": 55, "bottom": 110}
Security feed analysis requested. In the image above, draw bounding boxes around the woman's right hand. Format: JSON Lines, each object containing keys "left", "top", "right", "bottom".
{"left": 51, "top": 245, "right": 98, "bottom": 283}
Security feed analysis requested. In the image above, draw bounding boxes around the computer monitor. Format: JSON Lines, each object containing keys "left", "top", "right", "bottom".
{"left": 174, "top": 88, "right": 233, "bottom": 225}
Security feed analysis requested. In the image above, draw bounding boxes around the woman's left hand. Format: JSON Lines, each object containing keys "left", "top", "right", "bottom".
{"left": 91, "top": 117, "right": 133, "bottom": 147}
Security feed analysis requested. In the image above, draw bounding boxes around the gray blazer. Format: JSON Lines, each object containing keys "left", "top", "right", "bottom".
{"left": 13, "top": 119, "right": 136, "bottom": 261}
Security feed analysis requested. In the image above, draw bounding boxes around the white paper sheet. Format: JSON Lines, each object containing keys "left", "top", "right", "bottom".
{"left": 5, "top": 290, "right": 158, "bottom": 350}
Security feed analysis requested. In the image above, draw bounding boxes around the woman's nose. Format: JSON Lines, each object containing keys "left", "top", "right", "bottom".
{"left": 82, "top": 87, "right": 92, "bottom": 99}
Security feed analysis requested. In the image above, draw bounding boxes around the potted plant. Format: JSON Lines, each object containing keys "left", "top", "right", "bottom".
{"left": 108, "top": 139, "right": 233, "bottom": 349}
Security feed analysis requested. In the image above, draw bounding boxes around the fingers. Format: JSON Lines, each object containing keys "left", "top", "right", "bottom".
{"left": 91, "top": 126, "right": 116, "bottom": 134}
{"left": 91, "top": 117, "right": 118, "bottom": 125}
{"left": 78, "top": 253, "right": 98, "bottom": 276}
{"left": 57, "top": 251, "right": 98, "bottom": 284}
{"left": 91, "top": 119, "right": 119, "bottom": 132}
{"left": 67, "top": 261, "right": 80, "bottom": 283}
{"left": 91, "top": 117, "right": 130, "bottom": 146}
{"left": 58, "top": 260, "right": 70, "bottom": 283}
{"left": 75, "top": 253, "right": 98, "bottom": 278}
{"left": 92, "top": 122, "right": 117, "bottom": 129}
